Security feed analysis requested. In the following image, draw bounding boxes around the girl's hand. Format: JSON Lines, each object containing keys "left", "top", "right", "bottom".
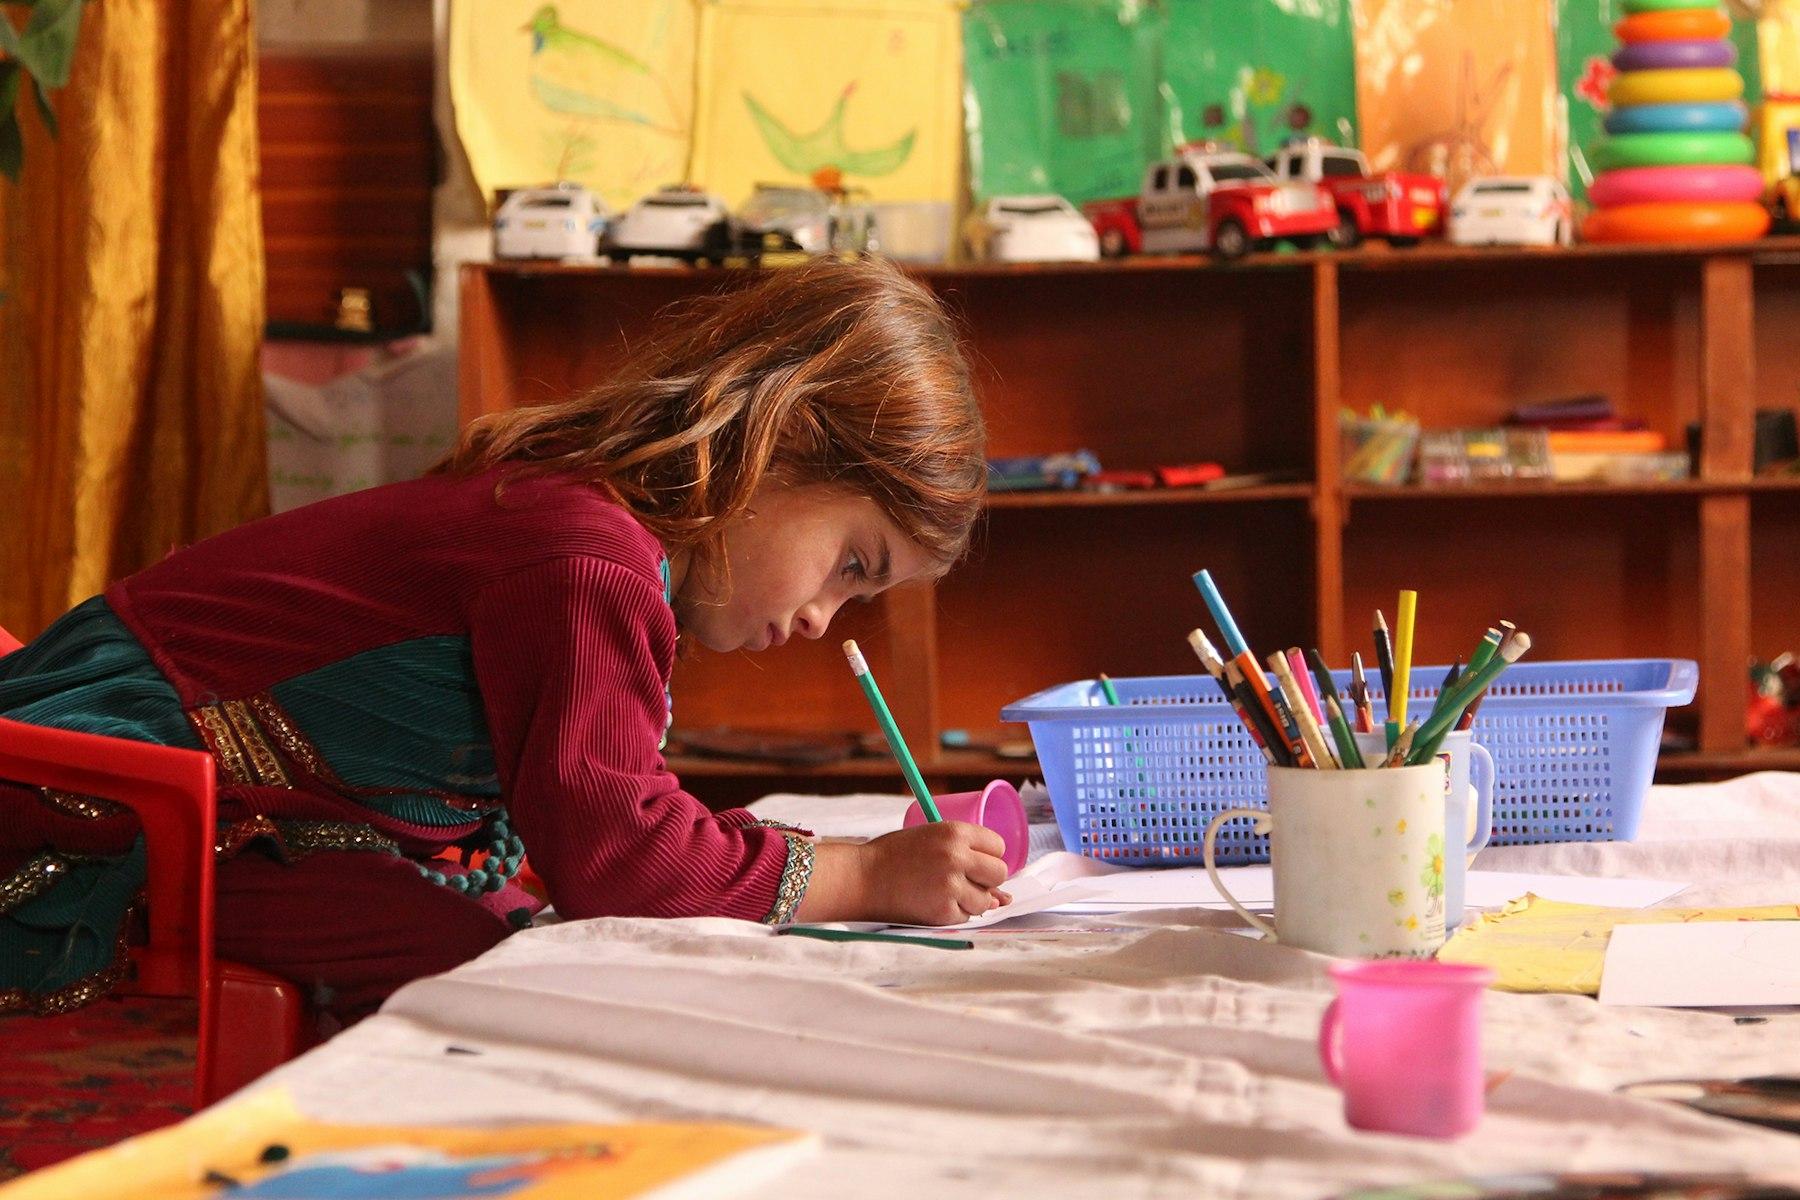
{"left": 793, "top": 822, "right": 1012, "bottom": 927}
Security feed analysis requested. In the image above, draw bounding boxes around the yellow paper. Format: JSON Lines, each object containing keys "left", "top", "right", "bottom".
{"left": 1439, "top": 895, "right": 1800, "bottom": 995}
{"left": 1, "top": 1087, "right": 812, "bottom": 1200}
{"left": 1350, "top": 0, "right": 1562, "bottom": 196}
{"left": 449, "top": 0, "right": 698, "bottom": 210}
{"left": 689, "top": 0, "right": 963, "bottom": 204}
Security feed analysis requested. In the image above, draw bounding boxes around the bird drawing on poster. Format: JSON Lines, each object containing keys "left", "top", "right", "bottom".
{"left": 522, "top": 4, "right": 684, "bottom": 136}
{"left": 743, "top": 82, "right": 916, "bottom": 180}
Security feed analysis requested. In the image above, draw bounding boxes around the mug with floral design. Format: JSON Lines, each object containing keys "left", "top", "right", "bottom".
{"left": 1202, "top": 760, "right": 1449, "bottom": 958}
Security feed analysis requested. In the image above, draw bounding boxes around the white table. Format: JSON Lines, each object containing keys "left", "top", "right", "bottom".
{"left": 230, "top": 776, "right": 1800, "bottom": 1198}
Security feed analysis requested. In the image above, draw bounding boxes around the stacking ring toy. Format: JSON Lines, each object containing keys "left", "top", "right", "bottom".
{"left": 1613, "top": 39, "right": 1736, "bottom": 72}
{"left": 1616, "top": 9, "right": 1732, "bottom": 41}
{"left": 1624, "top": 0, "right": 1720, "bottom": 11}
{"left": 1583, "top": 201, "right": 1770, "bottom": 243}
{"left": 1604, "top": 100, "right": 1746, "bottom": 135}
{"left": 1594, "top": 130, "right": 1754, "bottom": 170}
{"left": 1587, "top": 164, "right": 1765, "bottom": 208}
{"left": 1609, "top": 68, "right": 1743, "bottom": 107}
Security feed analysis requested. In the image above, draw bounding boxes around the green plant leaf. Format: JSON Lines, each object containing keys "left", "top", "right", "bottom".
{"left": 18, "top": 0, "right": 84, "bottom": 89}
{"left": 31, "top": 74, "right": 55, "bottom": 138}
{"left": 0, "top": 63, "right": 23, "bottom": 181}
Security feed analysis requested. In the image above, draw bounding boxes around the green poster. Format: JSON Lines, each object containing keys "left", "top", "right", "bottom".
{"left": 1558, "top": 0, "right": 1762, "bottom": 202}
{"left": 962, "top": 0, "right": 1173, "bottom": 207}
{"left": 1163, "top": 0, "right": 1358, "bottom": 157}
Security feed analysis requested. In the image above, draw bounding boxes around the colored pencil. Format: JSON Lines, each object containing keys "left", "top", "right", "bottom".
{"left": 1259, "top": 664, "right": 1314, "bottom": 767}
{"left": 1189, "top": 630, "right": 1280, "bottom": 765}
{"left": 1287, "top": 648, "right": 1326, "bottom": 725}
{"left": 1411, "top": 634, "right": 1532, "bottom": 763}
{"left": 1192, "top": 569, "right": 1250, "bottom": 658}
{"left": 1228, "top": 663, "right": 1292, "bottom": 766}
{"left": 1381, "top": 720, "right": 1419, "bottom": 768}
{"left": 1373, "top": 610, "right": 1396, "bottom": 718}
{"left": 1099, "top": 673, "right": 1122, "bottom": 706}
{"left": 1350, "top": 652, "right": 1375, "bottom": 733}
{"left": 1467, "top": 627, "right": 1503, "bottom": 677}
{"left": 1270, "top": 651, "right": 1336, "bottom": 769}
{"left": 1392, "top": 590, "right": 1418, "bottom": 728}
{"left": 1305, "top": 648, "right": 1342, "bottom": 711}
{"left": 843, "top": 639, "right": 941, "bottom": 822}
{"left": 1425, "top": 658, "right": 1462, "bottom": 725}
{"left": 779, "top": 926, "right": 974, "bottom": 950}
{"left": 1234, "top": 650, "right": 1301, "bottom": 761}
{"left": 1326, "top": 695, "right": 1367, "bottom": 769}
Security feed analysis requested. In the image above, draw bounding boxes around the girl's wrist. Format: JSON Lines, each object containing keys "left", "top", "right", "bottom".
{"left": 791, "top": 839, "right": 873, "bottom": 922}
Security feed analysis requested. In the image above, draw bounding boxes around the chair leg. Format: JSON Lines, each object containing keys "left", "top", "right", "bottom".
{"left": 202, "top": 962, "right": 310, "bottom": 1105}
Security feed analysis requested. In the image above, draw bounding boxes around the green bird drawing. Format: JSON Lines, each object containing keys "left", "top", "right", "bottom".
{"left": 523, "top": 4, "right": 680, "bottom": 133}
{"left": 743, "top": 83, "right": 916, "bottom": 180}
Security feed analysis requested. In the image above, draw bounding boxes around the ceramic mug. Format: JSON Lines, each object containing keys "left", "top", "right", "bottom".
{"left": 1353, "top": 729, "right": 1492, "bottom": 930}
{"left": 1202, "top": 760, "right": 1450, "bottom": 958}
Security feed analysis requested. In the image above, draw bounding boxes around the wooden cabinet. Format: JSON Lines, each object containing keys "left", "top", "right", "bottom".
{"left": 460, "top": 241, "right": 1800, "bottom": 800}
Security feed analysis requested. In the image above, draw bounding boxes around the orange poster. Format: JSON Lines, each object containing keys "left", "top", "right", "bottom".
{"left": 1351, "top": 0, "right": 1562, "bottom": 195}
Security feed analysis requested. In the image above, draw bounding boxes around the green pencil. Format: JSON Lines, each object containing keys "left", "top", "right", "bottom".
{"left": 779, "top": 925, "right": 973, "bottom": 950}
{"left": 1099, "top": 673, "right": 1122, "bottom": 706}
{"left": 1408, "top": 634, "right": 1532, "bottom": 764}
{"left": 844, "top": 639, "right": 942, "bottom": 822}
{"left": 1326, "top": 695, "right": 1367, "bottom": 769}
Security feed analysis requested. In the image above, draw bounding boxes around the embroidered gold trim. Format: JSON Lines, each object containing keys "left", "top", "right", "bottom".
{"left": 215, "top": 816, "right": 400, "bottom": 861}
{"left": 223, "top": 699, "right": 290, "bottom": 787}
{"left": 187, "top": 704, "right": 254, "bottom": 786}
{"left": 39, "top": 788, "right": 125, "bottom": 820}
{"left": 246, "top": 692, "right": 327, "bottom": 779}
{"left": 0, "top": 852, "right": 68, "bottom": 914}
{"left": 764, "top": 832, "right": 815, "bottom": 926}
{"left": 0, "top": 916, "right": 133, "bottom": 1016}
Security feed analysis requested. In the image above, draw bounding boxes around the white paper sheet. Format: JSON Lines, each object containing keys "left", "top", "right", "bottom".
{"left": 1599, "top": 921, "right": 1800, "bottom": 1007}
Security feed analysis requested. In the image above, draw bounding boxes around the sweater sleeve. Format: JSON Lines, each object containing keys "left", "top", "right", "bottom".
{"left": 467, "top": 556, "right": 812, "bottom": 923}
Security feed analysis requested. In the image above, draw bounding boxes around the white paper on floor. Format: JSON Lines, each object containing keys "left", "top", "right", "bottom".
{"left": 1600, "top": 921, "right": 1800, "bottom": 1007}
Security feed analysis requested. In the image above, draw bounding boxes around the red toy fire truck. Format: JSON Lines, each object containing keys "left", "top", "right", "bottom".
{"left": 1265, "top": 137, "right": 1446, "bottom": 248}
{"left": 1083, "top": 143, "right": 1338, "bottom": 260}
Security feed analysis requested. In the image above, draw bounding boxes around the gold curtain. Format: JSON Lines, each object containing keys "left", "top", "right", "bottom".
{"left": 0, "top": 0, "right": 267, "bottom": 639}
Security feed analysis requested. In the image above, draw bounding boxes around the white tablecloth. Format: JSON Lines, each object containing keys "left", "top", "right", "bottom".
{"left": 237, "top": 777, "right": 1800, "bottom": 1198}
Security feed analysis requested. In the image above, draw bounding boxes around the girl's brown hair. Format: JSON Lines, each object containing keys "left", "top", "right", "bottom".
{"left": 436, "top": 257, "right": 985, "bottom": 576}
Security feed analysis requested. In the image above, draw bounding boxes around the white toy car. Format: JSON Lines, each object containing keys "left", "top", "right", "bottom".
{"left": 1448, "top": 177, "right": 1574, "bottom": 247}
{"left": 605, "top": 185, "right": 731, "bottom": 262}
{"left": 980, "top": 195, "right": 1099, "bottom": 262}
{"left": 492, "top": 183, "right": 610, "bottom": 261}
{"left": 705, "top": 184, "right": 879, "bottom": 260}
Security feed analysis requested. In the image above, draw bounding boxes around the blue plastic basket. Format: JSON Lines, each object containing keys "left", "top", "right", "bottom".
{"left": 1000, "top": 659, "right": 1697, "bottom": 866}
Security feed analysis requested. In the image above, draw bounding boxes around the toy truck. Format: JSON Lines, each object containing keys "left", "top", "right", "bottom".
{"left": 1082, "top": 143, "right": 1338, "bottom": 260}
{"left": 1266, "top": 137, "right": 1446, "bottom": 248}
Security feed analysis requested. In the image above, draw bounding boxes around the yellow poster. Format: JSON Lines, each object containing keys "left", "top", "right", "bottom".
{"left": 449, "top": 0, "right": 699, "bottom": 209}
{"left": 689, "top": 0, "right": 963, "bottom": 204}
{"left": 1759, "top": 0, "right": 1800, "bottom": 97}
{"left": 3, "top": 1087, "right": 815, "bottom": 1200}
{"left": 1350, "top": 0, "right": 1562, "bottom": 196}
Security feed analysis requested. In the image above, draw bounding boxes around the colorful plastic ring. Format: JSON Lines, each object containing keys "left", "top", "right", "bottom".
{"left": 1588, "top": 164, "right": 1764, "bottom": 207}
{"left": 1604, "top": 100, "right": 1746, "bottom": 135}
{"left": 1613, "top": 39, "right": 1736, "bottom": 72}
{"left": 1594, "top": 131, "right": 1753, "bottom": 171}
{"left": 1609, "top": 68, "right": 1744, "bottom": 107}
{"left": 1616, "top": 9, "right": 1732, "bottom": 41}
{"left": 1624, "top": 0, "right": 1720, "bottom": 11}
{"left": 1582, "top": 201, "right": 1769, "bottom": 243}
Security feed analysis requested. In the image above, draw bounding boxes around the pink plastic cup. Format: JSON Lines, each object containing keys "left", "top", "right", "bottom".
{"left": 902, "top": 779, "right": 1030, "bottom": 876}
{"left": 1318, "top": 959, "right": 1495, "bottom": 1138}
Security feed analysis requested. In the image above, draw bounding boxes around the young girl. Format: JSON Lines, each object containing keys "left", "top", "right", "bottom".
{"left": 0, "top": 257, "right": 1008, "bottom": 1024}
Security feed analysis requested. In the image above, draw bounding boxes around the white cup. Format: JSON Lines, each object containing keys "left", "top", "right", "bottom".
{"left": 1203, "top": 760, "right": 1450, "bottom": 958}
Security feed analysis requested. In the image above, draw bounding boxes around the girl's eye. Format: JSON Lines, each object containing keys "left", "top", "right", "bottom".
{"left": 841, "top": 552, "right": 868, "bottom": 583}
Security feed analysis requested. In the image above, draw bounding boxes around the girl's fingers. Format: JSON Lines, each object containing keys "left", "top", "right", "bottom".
{"left": 993, "top": 888, "right": 1013, "bottom": 907}
{"left": 964, "top": 851, "right": 1009, "bottom": 890}
{"left": 956, "top": 882, "right": 999, "bottom": 918}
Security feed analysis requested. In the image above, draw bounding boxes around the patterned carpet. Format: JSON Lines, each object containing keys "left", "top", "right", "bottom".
{"left": 0, "top": 999, "right": 196, "bottom": 1180}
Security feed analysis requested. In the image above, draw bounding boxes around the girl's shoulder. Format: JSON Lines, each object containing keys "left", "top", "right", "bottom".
{"left": 429, "top": 467, "right": 667, "bottom": 592}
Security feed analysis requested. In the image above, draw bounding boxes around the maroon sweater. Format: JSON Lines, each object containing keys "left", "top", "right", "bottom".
{"left": 104, "top": 468, "right": 802, "bottom": 923}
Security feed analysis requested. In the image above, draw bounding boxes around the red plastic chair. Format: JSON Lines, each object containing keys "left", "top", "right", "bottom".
{"left": 0, "top": 626, "right": 309, "bottom": 1105}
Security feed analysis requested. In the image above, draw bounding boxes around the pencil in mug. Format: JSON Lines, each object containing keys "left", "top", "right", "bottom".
{"left": 1325, "top": 695, "right": 1367, "bottom": 769}
{"left": 1392, "top": 589, "right": 1418, "bottom": 729}
{"left": 1373, "top": 610, "right": 1396, "bottom": 724}
{"left": 1380, "top": 720, "right": 1420, "bottom": 768}
{"left": 1187, "top": 629, "right": 1280, "bottom": 766}
{"left": 1269, "top": 652, "right": 1334, "bottom": 769}
{"left": 1190, "top": 569, "right": 1307, "bottom": 764}
{"left": 1456, "top": 622, "right": 1517, "bottom": 731}
{"left": 1424, "top": 658, "right": 1461, "bottom": 726}
{"left": 1286, "top": 648, "right": 1326, "bottom": 725}
{"left": 1227, "top": 662, "right": 1294, "bottom": 766}
{"left": 1412, "top": 634, "right": 1531, "bottom": 763}
{"left": 1350, "top": 652, "right": 1375, "bottom": 733}
{"left": 843, "top": 639, "right": 941, "bottom": 822}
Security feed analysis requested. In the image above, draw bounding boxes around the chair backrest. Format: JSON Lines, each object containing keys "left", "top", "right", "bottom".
{"left": 0, "top": 715, "right": 220, "bottom": 1101}
{"left": 0, "top": 624, "right": 22, "bottom": 655}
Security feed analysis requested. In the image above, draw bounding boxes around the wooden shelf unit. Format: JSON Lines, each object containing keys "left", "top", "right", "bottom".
{"left": 460, "top": 241, "right": 1800, "bottom": 793}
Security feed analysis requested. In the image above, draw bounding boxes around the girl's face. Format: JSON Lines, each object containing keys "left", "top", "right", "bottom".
{"left": 675, "top": 484, "right": 936, "bottom": 654}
